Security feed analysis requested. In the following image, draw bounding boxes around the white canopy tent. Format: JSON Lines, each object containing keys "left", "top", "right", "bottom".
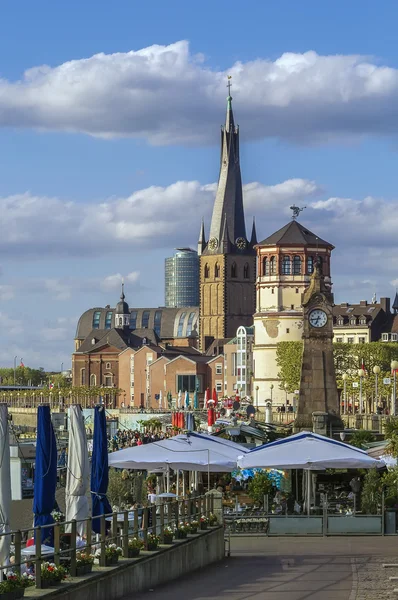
{"left": 238, "top": 432, "right": 384, "bottom": 515}
{"left": 65, "top": 405, "right": 90, "bottom": 535}
{"left": 0, "top": 404, "right": 11, "bottom": 569}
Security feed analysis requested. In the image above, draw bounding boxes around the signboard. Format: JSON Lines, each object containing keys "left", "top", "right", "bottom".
{"left": 383, "top": 378, "right": 391, "bottom": 385}
{"left": 352, "top": 382, "right": 359, "bottom": 388}
{"left": 51, "top": 413, "right": 67, "bottom": 430}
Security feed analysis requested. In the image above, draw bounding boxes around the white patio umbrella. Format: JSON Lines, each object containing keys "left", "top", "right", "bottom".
{"left": 65, "top": 405, "right": 90, "bottom": 535}
{"left": 159, "top": 390, "right": 163, "bottom": 410}
{"left": 177, "top": 390, "right": 182, "bottom": 409}
{"left": 0, "top": 404, "right": 11, "bottom": 569}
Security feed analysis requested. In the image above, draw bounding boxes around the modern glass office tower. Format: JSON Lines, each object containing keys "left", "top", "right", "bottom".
{"left": 165, "top": 248, "right": 199, "bottom": 308}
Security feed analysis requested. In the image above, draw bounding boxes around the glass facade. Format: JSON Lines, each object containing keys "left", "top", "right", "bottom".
{"left": 165, "top": 248, "right": 199, "bottom": 308}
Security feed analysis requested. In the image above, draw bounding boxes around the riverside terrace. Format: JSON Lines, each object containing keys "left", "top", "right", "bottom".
{"left": 0, "top": 495, "right": 222, "bottom": 598}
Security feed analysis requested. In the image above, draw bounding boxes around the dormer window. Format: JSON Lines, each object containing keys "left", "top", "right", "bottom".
{"left": 337, "top": 317, "right": 344, "bottom": 326}
{"left": 360, "top": 317, "right": 366, "bottom": 325}
{"left": 91, "top": 338, "right": 96, "bottom": 345}
{"left": 350, "top": 317, "right": 357, "bottom": 325}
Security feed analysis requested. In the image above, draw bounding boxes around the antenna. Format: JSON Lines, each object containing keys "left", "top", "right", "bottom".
{"left": 227, "top": 75, "right": 232, "bottom": 96}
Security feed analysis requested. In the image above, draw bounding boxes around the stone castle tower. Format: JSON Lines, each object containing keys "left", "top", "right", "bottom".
{"left": 252, "top": 217, "right": 334, "bottom": 407}
{"left": 198, "top": 91, "right": 256, "bottom": 351}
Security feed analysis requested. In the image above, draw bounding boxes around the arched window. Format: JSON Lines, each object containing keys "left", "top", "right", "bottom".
{"left": 177, "top": 312, "right": 187, "bottom": 337}
{"left": 282, "top": 256, "right": 291, "bottom": 275}
{"left": 204, "top": 264, "right": 209, "bottom": 278}
{"left": 215, "top": 263, "right": 220, "bottom": 278}
{"left": 142, "top": 310, "right": 150, "bottom": 328}
{"left": 262, "top": 257, "right": 269, "bottom": 275}
{"left": 118, "top": 317, "right": 123, "bottom": 327}
{"left": 243, "top": 263, "right": 249, "bottom": 279}
{"left": 106, "top": 362, "right": 111, "bottom": 370}
{"left": 105, "top": 311, "right": 112, "bottom": 329}
{"left": 307, "top": 256, "right": 314, "bottom": 274}
{"left": 293, "top": 256, "right": 301, "bottom": 275}
{"left": 90, "top": 374, "right": 96, "bottom": 387}
{"left": 80, "top": 368, "right": 85, "bottom": 386}
{"left": 104, "top": 373, "right": 113, "bottom": 387}
{"left": 130, "top": 311, "right": 137, "bottom": 330}
{"left": 270, "top": 256, "right": 276, "bottom": 274}
{"left": 92, "top": 311, "right": 101, "bottom": 329}
{"left": 186, "top": 311, "right": 196, "bottom": 336}
{"left": 154, "top": 310, "right": 162, "bottom": 336}
{"left": 231, "top": 262, "right": 237, "bottom": 278}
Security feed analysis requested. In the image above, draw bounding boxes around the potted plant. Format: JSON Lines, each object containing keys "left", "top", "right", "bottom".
{"left": 96, "top": 543, "right": 122, "bottom": 566}
{"left": 174, "top": 522, "right": 188, "bottom": 539}
{"left": 76, "top": 551, "right": 94, "bottom": 576}
{"left": 188, "top": 520, "right": 199, "bottom": 534}
{"left": 200, "top": 515, "right": 208, "bottom": 530}
{"left": 162, "top": 527, "right": 174, "bottom": 544}
{"left": 40, "top": 562, "right": 67, "bottom": 588}
{"left": 209, "top": 513, "right": 218, "bottom": 526}
{"left": 0, "top": 572, "right": 27, "bottom": 600}
{"left": 146, "top": 533, "right": 160, "bottom": 551}
{"left": 127, "top": 537, "right": 144, "bottom": 558}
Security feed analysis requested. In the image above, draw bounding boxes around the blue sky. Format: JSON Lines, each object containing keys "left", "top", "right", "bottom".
{"left": 1, "top": 0, "right": 398, "bottom": 369}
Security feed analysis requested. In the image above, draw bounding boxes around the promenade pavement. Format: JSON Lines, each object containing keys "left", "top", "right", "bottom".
{"left": 127, "top": 536, "right": 398, "bottom": 600}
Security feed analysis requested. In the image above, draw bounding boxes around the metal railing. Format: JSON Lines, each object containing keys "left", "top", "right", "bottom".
{"left": 0, "top": 495, "right": 214, "bottom": 589}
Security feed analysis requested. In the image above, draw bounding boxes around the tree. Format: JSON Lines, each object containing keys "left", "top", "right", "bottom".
{"left": 275, "top": 342, "right": 303, "bottom": 392}
{"left": 348, "top": 430, "right": 375, "bottom": 449}
{"left": 248, "top": 472, "right": 272, "bottom": 505}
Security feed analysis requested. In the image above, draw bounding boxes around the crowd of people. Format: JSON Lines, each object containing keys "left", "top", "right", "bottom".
{"left": 107, "top": 428, "right": 173, "bottom": 452}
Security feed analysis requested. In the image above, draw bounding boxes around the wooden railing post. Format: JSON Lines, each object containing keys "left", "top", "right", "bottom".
{"left": 100, "top": 516, "right": 106, "bottom": 567}
{"left": 14, "top": 530, "right": 22, "bottom": 575}
{"left": 122, "top": 511, "right": 129, "bottom": 558}
{"left": 151, "top": 505, "right": 157, "bottom": 536}
{"left": 134, "top": 508, "right": 139, "bottom": 538}
{"left": 86, "top": 517, "right": 92, "bottom": 556}
{"left": 143, "top": 508, "right": 148, "bottom": 550}
{"left": 159, "top": 504, "right": 165, "bottom": 543}
{"left": 70, "top": 520, "right": 77, "bottom": 577}
{"left": 35, "top": 527, "right": 42, "bottom": 589}
{"left": 54, "top": 523, "right": 60, "bottom": 567}
{"left": 112, "top": 512, "right": 118, "bottom": 546}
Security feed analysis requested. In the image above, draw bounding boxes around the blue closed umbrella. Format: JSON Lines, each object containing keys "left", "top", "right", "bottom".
{"left": 33, "top": 405, "right": 57, "bottom": 546}
{"left": 91, "top": 406, "right": 112, "bottom": 533}
{"left": 193, "top": 390, "right": 199, "bottom": 410}
{"left": 185, "top": 391, "right": 190, "bottom": 409}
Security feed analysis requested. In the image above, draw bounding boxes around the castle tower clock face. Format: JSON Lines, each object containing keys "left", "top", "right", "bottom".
{"left": 309, "top": 309, "right": 327, "bottom": 328}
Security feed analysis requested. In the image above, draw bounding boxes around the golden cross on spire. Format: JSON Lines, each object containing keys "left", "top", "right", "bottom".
{"left": 227, "top": 75, "right": 232, "bottom": 96}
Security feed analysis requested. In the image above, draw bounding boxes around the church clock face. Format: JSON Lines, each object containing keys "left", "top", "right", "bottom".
{"left": 208, "top": 237, "right": 218, "bottom": 251}
{"left": 235, "top": 237, "right": 247, "bottom": 250}
{"left": 309, "top": 309, "right": 327, "bottom": 328}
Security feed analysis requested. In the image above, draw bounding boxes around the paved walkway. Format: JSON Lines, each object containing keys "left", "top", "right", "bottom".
{"left": 127, "top": 536, "right": 398, "bottom": 600}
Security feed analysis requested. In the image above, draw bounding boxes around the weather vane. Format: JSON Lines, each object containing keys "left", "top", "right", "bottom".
{"left": 227, "top": 75, "right": 232, "bottom": 96}
{"left": 290, "top": 204, "right": 306, "bottom": 220}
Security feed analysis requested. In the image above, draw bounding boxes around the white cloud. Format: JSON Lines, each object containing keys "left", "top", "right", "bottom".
{"left": 0, "top": 285, "right": 14, "bottom": 300}
{"left": 100, "top": 271, "right": 140, "bottom": 292}
{"left": 1, "top": 41, "right": 398, "bottom": 144}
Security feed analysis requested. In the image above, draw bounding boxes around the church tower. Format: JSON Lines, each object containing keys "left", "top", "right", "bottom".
{"left": 199, "top": 84, "right": 256, "bottom": 351}
{"left": 114, "top": 283, "right": 130, "bottom": 329}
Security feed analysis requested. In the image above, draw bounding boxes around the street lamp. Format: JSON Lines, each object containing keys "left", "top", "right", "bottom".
{"left": 13, "top": 356, "right": 17, "bottom": 386}
{"left": 373, "top": 365, "right": 381, "bottom": 414}
{"left": 358, "top": 369, "right": 365, "bottom": 414}
{"left": 270, "top": 384, "right": 274, "bottom": 403}
{"left": 284, "top": 382, "right": 289, "bottom": 412}
{"left": 255, "top": 385, "right": 259, "bottom": 409}
{"left": 342, "top": 373, "right": 349, "bottom": 414}
{"left": 391, "top": 360, "right": 398, "bottom": 416}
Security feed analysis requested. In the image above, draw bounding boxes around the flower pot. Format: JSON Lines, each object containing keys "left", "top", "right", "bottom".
{"left": 146, "top": 543, "right": 158, "bottom": 551}
{"left": 175, "top": 530, "right": 187, "bottom": 539}
{"left": 40, "top": 580, "right": 57, "bottom": 589}
{"left": 0, "top": 589, "right": 25, "bottom": 600}
{"left": 105, "top": 555, "right": 119, "bottom": 566}
{"left": 128, "top": 548, "right": 140, "bottom": 558}
{"left": 200, "top": 523, "right": 208, "bottom": 530}
{"left": 163, "top": 534, "right": 173, "bottom": 544}
{"left": 76, "top": 564, "right": 93, "bottom": 576}
{"left": 189, "top": 527, "right": 197, "bottom": 534}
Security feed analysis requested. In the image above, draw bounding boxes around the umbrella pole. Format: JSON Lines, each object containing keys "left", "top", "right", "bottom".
{"left": 182, "top": 471, "right": 186, "bottom": 498}
{"left": 166, "top": 465, "right": 170, "bottom": 494}
{"left": 207, "top": 450, "right": 210, "bottom": 492}
{"left": 307, "top": 470, "right": 310, "bottom": 517}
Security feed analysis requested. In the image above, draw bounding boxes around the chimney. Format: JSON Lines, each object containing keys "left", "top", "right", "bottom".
{"left": 359, "top": 300, "right": 367, "bottom": 307}
{"left": 380, "top": 297, "right": 391, "bottom": 314}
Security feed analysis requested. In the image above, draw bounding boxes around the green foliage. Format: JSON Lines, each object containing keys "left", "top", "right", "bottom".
{"left": 107, "top": 468, "right": 137, "bottom": 508}
{"left": 137, "top": 418, "right": 162, "bottom": 430}
{"left": 361, "top": 468, "right": 382, "bottom": 514}
{"left": 349, "top": 430, "right": 375, "bottom": 448}
{"left": 247, "top": 472, "right": 272, "bottom": 505}
{"left": 276, "top": 342, "right": 303, "bottom": 392}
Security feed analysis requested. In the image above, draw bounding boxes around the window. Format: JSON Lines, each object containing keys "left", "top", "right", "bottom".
{"left": 360, "top": 317, "right": 366, "bottom": 325}
{"left": 204, "top": 264, "right": 209, "bottom": 278}
{"left": 347, "top": 337, "right": 354, "bottom": 344}
{"left": 90, "top": 374, "right": 96, "bottom": 386}
{"left": 216, "top": 364, "right": 222, "bottom": 375}
{"left": 336, "top": 337, "right": 343, "bottom": 343}
{"left": 142, "top": 310, "right": 150, "bottom": 329}
{"left": 337, "top": 317, "right": 344, "bottom": 325}
{"left": 271, "top": 288, "right": 275, "bottom": 294}
{"left": 216, "top": 381, "right": 222, "bottom": 393}
{"left": 129, "top": 311, "right": 137, "bottom": 330}
{"left": 293, "top": 256, "right": 301, "bottom": 275}
{"left": 392, "top": 333, "right": 398, "bottom": 342}
{"left": 215, "top": 263, "right": 220, "bottom": 278}
{"left": 104, "top": 374, "right": 113, "bottom": 387}
{"left": 154, "top": 310, "right": 162, "bottom": 336}
{"left": 286, "top": 328, "right": 290, "bottom": 334}
{"left": 92, "top": 311, "right": 101, "bottom": 329}
{"left": 146, "top": 353, "right": 153, "bottom": 365}
{"left": 106, "top": 362, "right": 111, "bottom": 370}
{"left": 177, "top": 312, "right": 186, "bottom": 337}
{"left": 368, "top": 306, "right": 376, "bottom": 313}
{"left": 105, "top": 311, "right": 113, "bottom": 329}
{"left": 307, "top": 256, "right": 314, "bottom": 274}
{"left": 296, "top": 288, "right": 299, "bottom": 294}
{"left": 350, "top": 317, "right": 357, "bottom": 325}
{"left": 186, "top": 311, "right": 196, "bottom": 336}
{"left": 80, "top": 368, "right": 85, "bottom": 385}
{"left": 358, "top": 337, "right": 366, "bottom": 344}
{"left": 231, "top": 262, "right": 237, "bottom": 278}
{"left": 262, "top": 257, "right": 269, "bottom": 275}
{"left": 118, "top": 317, "right": 123, "bottom": 327}
{"left": 270, "top": 256, "right": 276, "bottom": 274}
{"left": 290, "top": 304, "right": 294, "bottom": 310}
{"left": 243, "top": 263, "right": 249, "bottom": 279}
{"left": 382, "top": 333, "right": 389, "bottom": 342}
{"left": 346, "top": 307, "right": 354, "bottom": 314}
{"left": 177, "top": 375, "right": 199, "bottom": 393}
{"left": 282, "top": 256, "right": 291, "bottom": 275}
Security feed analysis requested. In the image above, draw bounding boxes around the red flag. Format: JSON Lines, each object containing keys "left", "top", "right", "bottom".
{"left": 361, "top": 359, "right": 367, "bottom": 376}
{"left": 20, "top": 360, "right": 25, "bottom": 368}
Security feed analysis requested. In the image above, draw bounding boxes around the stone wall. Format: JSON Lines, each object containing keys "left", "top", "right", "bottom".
{"left": 26, "top": 527, "right": 224, "bottom": 600}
